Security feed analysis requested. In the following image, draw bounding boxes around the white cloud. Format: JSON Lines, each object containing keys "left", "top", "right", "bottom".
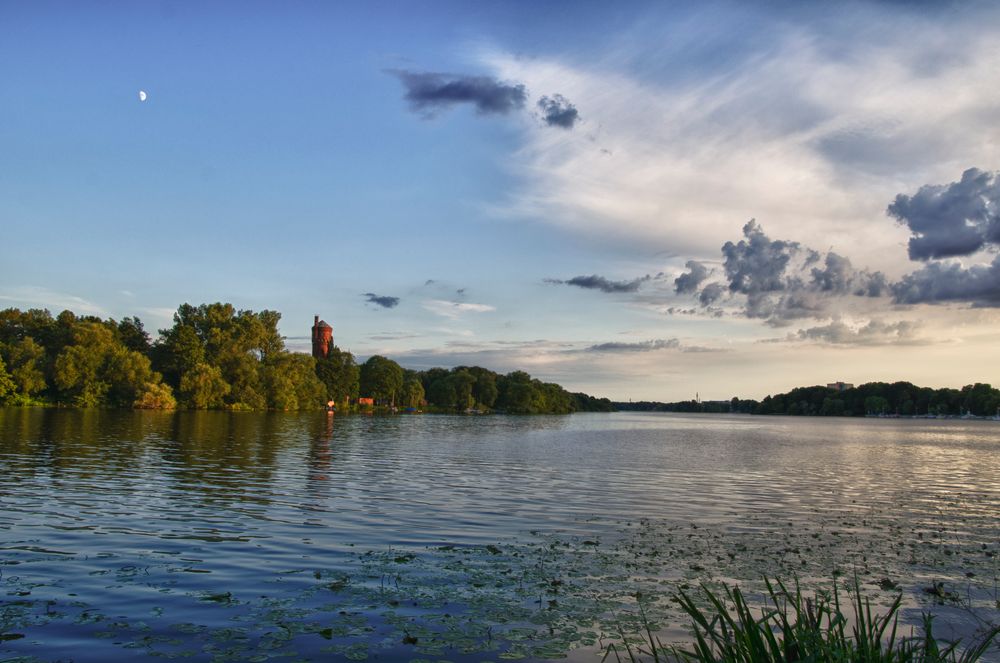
{"left": 422, "top": 299, "right": 497, "bottom": 319}
{"left": 483, "top": 10, "right": 1000, "bottom": 277}
{"left": 0, "top": 286, "right": 108, "bottom": 317}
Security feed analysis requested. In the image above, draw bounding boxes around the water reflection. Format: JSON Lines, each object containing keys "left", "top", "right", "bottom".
{"left": 1, "top": 408, "right": 998, "bottom": 662}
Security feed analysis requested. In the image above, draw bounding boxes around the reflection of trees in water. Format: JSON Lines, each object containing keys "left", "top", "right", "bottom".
{"left": 0, "top": 408, "right": 167, "bottom": 479}
{"left": 0, "top": 409, "right": 353, "bottom": 508}
{"left": 163, "top": 411, "right": 286, "bottom": 506}
{"left": 307, "top": 411, "right": 335, "bottom": 484}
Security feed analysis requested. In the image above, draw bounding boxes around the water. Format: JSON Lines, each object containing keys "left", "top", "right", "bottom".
{"left": 1, "top": 408, "right": 998, "bottom": 661}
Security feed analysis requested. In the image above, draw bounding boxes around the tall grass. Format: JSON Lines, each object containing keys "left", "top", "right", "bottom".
{"left": 605, "top": 578, "right": 999, "bottom": 662}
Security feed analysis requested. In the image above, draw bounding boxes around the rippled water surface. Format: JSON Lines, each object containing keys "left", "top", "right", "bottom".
{"left": 1, "top": 409, "right": 998, "bottom": 661}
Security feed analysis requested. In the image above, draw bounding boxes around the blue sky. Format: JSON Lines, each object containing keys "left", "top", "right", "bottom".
{"left": 3, "top": 1, "right": 1000, "bottom": 400}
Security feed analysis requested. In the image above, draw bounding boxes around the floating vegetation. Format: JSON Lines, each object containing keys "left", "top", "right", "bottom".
{"left": 3, "top": 504, "right": 999, "bottom": 661}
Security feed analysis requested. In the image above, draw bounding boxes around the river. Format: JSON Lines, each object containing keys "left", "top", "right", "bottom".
{"left": 1, "top": 408, "right": 998, "bottom": 661}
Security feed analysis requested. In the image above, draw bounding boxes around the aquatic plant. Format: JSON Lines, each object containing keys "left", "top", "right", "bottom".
{"left": 660, "top": 577, "right": 1000, "bottom": 663}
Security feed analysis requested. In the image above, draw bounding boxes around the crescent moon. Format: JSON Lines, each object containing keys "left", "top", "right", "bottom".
{"left": 138, "top": 90, "right": 148, "bottom": 102}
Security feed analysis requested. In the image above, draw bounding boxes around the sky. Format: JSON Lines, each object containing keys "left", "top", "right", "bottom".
{"left": 2, "top": 1, "right": 1000, "bottom": 401}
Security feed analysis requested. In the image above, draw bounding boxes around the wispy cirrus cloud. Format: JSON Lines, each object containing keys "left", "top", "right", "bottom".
{"left": 422, "top": 299, "right": 496, "bottom": 319}
{"left": 0, "top": 286, "right": 107, "bottom": 317}
{"left": 485, "top": 6, "right": 1000, "bottom": 272}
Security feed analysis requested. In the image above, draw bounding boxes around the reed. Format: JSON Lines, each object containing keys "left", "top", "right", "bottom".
{"left": 606, "top": 577, "right": 999, "bottom": 662}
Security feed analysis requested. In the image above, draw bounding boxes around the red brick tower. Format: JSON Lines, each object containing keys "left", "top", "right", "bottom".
{"left": 311, "top": 315, "right": 333, "bottom": 359}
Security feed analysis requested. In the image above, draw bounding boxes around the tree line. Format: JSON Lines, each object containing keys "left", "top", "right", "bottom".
{"left": 616, "top": 381, "right": 1000, "bottom": 417}
{"left": 0, "top": 303, "right": 613, "bottom": 413}
{"left": 352, "top": 360, "right": 614, "bottom": 414}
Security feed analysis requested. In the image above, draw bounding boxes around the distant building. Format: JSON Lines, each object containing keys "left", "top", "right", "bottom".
{"left": 827, "top": 381, "right": 854, "bottom": 392}
{"left": 311, "top": 315, "right": 333, "bottom": 359}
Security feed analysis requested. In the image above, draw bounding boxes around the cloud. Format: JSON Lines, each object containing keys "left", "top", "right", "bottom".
{"left": 537, "top": 94, "right": 579, "bottom": 129}
{"left": 891, "top": 255, "right": 1000, "bottom": 307}
{"left": 880, "top": 168, "right": 1000, "bottom": 307}
{"left": 423, "top": 299, "right": 496, "bottom": 319}
{"left": 669, "top": 221, "right": 889, "bottom": 324}
{"left": 810, "top": 252, "right": 888, "bottom": 297}
{"left": 674, "top": 260, "right": 709, "bottom": 294}
{"left": 712, "top": 220, "right": 886, "bottom": 323}
{"left": 367, "top": 331, "right": 422, "bottom": 342}
{"left": 699, "top": 282, "right": 726, "bottom": 306}
{"left": 788, "top": 319, "right": 923, "bottom": 346}
{"left": 585, "top": 338, "right": 680, "bottom": 353}
{"left": 581, "top": 338, "right": 723, "bottom": 354}
{"left": 888, "top": 167, "right": 1000, "bottom": 261}
{"left": 547, "top": 273, "right": 652, "bottom": 293}
{"left": 485, "top": 7, "right": 1000, "bottom": 270}
{"left": 721, "top": 219, "right": 802, "bottom": 300}
{"left": 390, "top": 70, "right": 526, "bottom": 117}
{"left": 0, "top": 286, "right": 107, "bottom": 317}
{"left": 363, "top": 293, "right": 400, "bottom": 309}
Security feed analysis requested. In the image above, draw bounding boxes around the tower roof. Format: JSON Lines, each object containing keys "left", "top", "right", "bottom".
{"left": 315, "top": 320, "right": 332, "bottom": 329}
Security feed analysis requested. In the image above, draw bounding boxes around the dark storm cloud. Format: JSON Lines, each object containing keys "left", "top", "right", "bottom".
{"left": 891, "top": 255, "right": 1000, "bottom": 307}
{"left": 363, "top": 293, "right": 400, "bottom": 309}
{"left": 390, "top": 70, "right": 527, "bottom": 117}
{"left": 674, "top": 260, "right": 709, "bottom": 294}
{"left": 537, "top": 94, "right": 580, "bottom": 129}
{"left": 547, "top": 274, "right": 652, "bottom": 293}
{"left": 887, "top": 167, "right": 1000, "bottom": 261}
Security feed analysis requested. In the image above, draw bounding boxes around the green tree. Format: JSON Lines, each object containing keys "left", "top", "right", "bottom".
{"left": 820, "top": 397, "right": 846, "bottom": 416}
{"left": 400, "top": 376, "right": 425, "bottom": 408}
{"left": 471, "top": 368, "right": 498, "bottom": 408}
{"left": 155, "top": 303, "right": 292, "bottom": 409}
{"left": 0, "top": 354, "right": 15, "bottom": 402}
{"left": 448, "top": 370, "right": 476, "bottom": 410}
{"left": 133, "top": 382, "right": 177, "bottom": 409}
{"left": 154, "top": 323, "right": 205, "bottom": 388}
{"left": 426, "top": 376, "right": 456, "bottom": 408}
{"left": 223, "top": 353, "right": 266, "bottom": 410}
{"left": 263, "top": 353, "right": 324, "bottom": 410}
{"left": 360, "top": 355, "right": 404, "bottom": 406}
{"left": 497, "top": 371, "right": 539, "bottom": 414}
{"left": 104, "top": 346, "right": 159, "bottom": 407}
{"left": 117, "top": 316, "right": 151, "bottom": 353}
{"left": 6, "top": 337, "right": 47, "bottom": 398}
{"left": 864, "top": 395, "right": 889, "bottom": 415}
{"left": 53, "top": 322, "right": 116, "bottom": 407}
{"left": 179, "top": 362, "right": 230, "bottom": 409}
{"left": 53, "top": 322, "right": 168, "bottom": 408}
{"left": 315, "top": 347, "right": 360, "bottom": 405}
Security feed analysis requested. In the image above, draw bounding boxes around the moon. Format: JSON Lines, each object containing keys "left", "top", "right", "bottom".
{"left": 138, "top": 90, "right": 147, "bottom": 102}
